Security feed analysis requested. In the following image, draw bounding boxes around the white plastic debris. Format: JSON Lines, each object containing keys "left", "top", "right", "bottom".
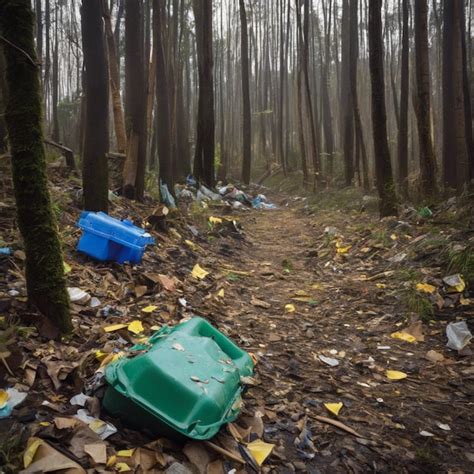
{"left": 437, "top": 423, "right": 451, "bottom": 431}
{"left": 0, "top": 388, "right": 28, "bottom": 418}
{"left": 67, "top": 287, "right": 91, "bottom": 305}
{"left": 70, "top": 393, "right": 93, "bottom": 407}
{"left": 419, "top": 430, "right": 435, "bottom": 437}
{"left": 74, "top": 409, "right": 117, "bottom": 440}
{"left": 446, "top": 321, "right": 472, "bottom": 351}
{"left": 318, "top": 355, "right": 339, "bottom": 367}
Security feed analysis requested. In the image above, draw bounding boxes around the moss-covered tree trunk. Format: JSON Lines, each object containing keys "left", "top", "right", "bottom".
{"left": 0, "top": 46, "right": 7, "bottom": 154}
{"left": 0, "top": 0, "right": 71, "bottom": 334}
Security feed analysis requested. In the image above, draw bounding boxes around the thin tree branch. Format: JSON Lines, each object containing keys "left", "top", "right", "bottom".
{"left": 0, "top": 34, "right": 40, "bottom": 68}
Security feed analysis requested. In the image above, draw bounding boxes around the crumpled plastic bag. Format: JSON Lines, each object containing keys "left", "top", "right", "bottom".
{"left": 446, "top": 321, "right": 472, "bottom": 351}
{"left": 160, "top": 180, "right": 176, "bottom": 209}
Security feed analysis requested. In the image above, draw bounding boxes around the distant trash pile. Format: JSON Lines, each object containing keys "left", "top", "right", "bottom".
{"left": 167, "top": 175, "right": 278, "bottom": 211}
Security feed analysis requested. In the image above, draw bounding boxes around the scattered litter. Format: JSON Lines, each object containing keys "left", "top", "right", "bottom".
{"left": 443, "top": 274, "right": 466, "bottom": 293}
{"left": 77, "top": 212, "right": 155, "bottom": 264}
{"left": 319, "top": 355, "right": 339, "bottom": 367}
{"left": 67, "top": 287, "right": 91, "bottom": 305}
{"left": 103, "top": 318, "right": 254, "bottom": 440}
{"left": 74, "top": 409, "right": 117, "bottom": 439}
{"left": 0, "top": 247, "right": 12, "bottom": 256}
{"left": 160, "top": 180, "right": 177, "bottom": 209}
{"left": 437, "top": 423, "right": 451, "bottom": 431}
{"left": 0, "top": 388, "right": 27, "bottom": 418}
{"left": 419, "top": 430, "right": 434, "bottom": 437}
{"left": 446, "top": 321, "right": 472, "bottom": 351}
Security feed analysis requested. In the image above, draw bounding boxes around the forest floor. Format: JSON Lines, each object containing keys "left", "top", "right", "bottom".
{"left": 0, "top": 169, "right": 473, "bottom": 473}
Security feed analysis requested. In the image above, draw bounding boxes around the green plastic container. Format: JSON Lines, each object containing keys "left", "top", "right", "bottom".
{"left": 103, "top": 317, "right": 254, "bottom": 440}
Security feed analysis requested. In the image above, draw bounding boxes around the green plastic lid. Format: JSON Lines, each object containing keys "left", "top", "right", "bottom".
{"left": 104, "top": 317, "right": 254, "bottom": 440}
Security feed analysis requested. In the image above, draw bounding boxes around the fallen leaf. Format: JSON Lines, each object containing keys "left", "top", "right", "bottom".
{"left": 134, "top": 285, "right": 147, "bottom": 298}
{"left": 0, "top": 390, "right": 9, "bottom": 409}
{"left": 142, "top": 305, "right": 158, "bottom": 313}
{"left": 217, "top": 288, "right": 225, "bottom": 298}
{"left": 185, "top": 239, "right": 198, "bottom": 251}
{"left": 391, "top": 332, "right": 417, "bottom": 343}
{"left": 84, "top": 443, "right": 107, "bottom": 465}
{"left": 104, "top": 324, "right": 128, "bottom": 333}
{"left": 117, "top": 449, "right": 135, "bottom": 457}
{"left": 247, "top": 439, "right": 274, "bottom": 466}
{"left": 285, "top": 303, "right": 296, "bottom": 313}
{"left": 386, "top": 370, "right": 408, "bottom": 381}
{"left": 209, "top": 216, "right": 223, "bottom": 224}
{"left": 158, "top": 275, "right": 176, "bottom": 292}
{"left": 425, "top": 350, "right": 444, "bottom": 363}
{"left": 128, "top": 320, "right": 144, "bottom": 335}
{"left": 416, "top": 283, "right": 437, "bottom": 294}
{"left": 63, "top": 262, "right": 72, "bottom": 274}
{"left": 324, "top": 402, "right": 343, "bottom": 416}
{"left": 192, "top": 264, "right": 209, "bottom": 280}
{"left": 116, "top": 462, "right": 132, "bottom": 472}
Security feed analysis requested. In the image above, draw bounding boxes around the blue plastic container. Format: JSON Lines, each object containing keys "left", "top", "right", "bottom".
{"left": 77, "top": 212, "right": 155, "bottom": 264}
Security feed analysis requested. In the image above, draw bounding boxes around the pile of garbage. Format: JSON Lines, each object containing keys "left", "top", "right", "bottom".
{"left": 168, "top": 175, "right": 278, "bottom": 211}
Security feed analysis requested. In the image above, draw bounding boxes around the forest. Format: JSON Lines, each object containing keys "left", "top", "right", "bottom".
{"left": 0, "top": 0, "right": 473, "bottom": 473}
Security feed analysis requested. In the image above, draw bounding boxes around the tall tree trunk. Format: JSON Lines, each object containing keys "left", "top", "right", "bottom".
{"left": 341, "top": 0, "right": 354, "bottom": 185}
{"left": 239, "top": 0, "right": 251, "bottom": 184}
{"left": 442, "top": 0, "right": 470, "bottom": 190}
{"left": 51, "top": 4, "right": 59, "bottom": 142}
{"left": 0, "top": 0, "right": 71, "bottom": 334}
{"left": 297, "top": 0, "right": 320, "bottom": 188}
{"left": 349, "top": 0, "right": 369, "bottom": 192}
{"left": 192, "top": 0, "right": 215, "bottom": 188}
{"left": 398, "top": 0, "right": 409, "bottom": 195}
{"left": 0, "top": 47, "right": 7, "bottom": 153}
{"left": 368, "top": 0, "right": 397, "bottom": 217}
{"left": 123, "top": 0, "right": 147, "bottom": 200}
{"left": 414, "top": 0, "right": 437, "bottom": 197}
{"left": 35, "top": 0, "right": 43, "bottom": 64}
{"left": 103, "top": 0, "right": 127, "bottom": 154}
{"left": 81, "top": 0, "right": 109, "bottom": 212}
{"left": 153, "top": 0, "right": 173, "bottom": 191}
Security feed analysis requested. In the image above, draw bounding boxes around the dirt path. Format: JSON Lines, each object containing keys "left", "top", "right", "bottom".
{"left": 201, "top": 203, "right": 473, "bottom": 473}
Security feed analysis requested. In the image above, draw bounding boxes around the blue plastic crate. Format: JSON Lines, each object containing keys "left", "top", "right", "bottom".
{"left": 77, "top": 212, "right": 155, "bottom": 264}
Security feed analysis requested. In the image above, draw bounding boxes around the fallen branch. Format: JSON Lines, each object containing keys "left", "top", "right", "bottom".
{"left": 44, "top": 139, "right": 76, "bottom": 170}
{"left": 204, "top": 441, "right": 245, "bottom": 464}
{"left": 310, "top": 414, "right": 364, "bottom": 438}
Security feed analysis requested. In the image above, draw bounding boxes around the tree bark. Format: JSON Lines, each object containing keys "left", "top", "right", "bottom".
{"left": 123, "top": 0, "right": 147, "bottom": 200}
{"left": 442, "top": 0, "right": 470, "bottom": 190}
{"left": 0, "top": 46, "right": 7, "bottom": 154}
{"left": 153, "top": 0, "right": 173, "bottom": 192}
{"left": 192, "top": 0, "right": 215, "bottom": 188}
{"left": 414, "top": 0, "right": 437, "bottom": 197}
{"left": 103, "top": 0, "right": 127, "bottom": 154}
{"left": 368, "top": 0, "right": 398, "bottom": 217}
{"left": 341, "top": 0, "right": 354, "bottom": 186}
{"left": 239, "top": 0, "right": 251, "bottom": 184}
{"left": 81, "top": 0, "right": 109, "bottom": 212}
{"left": 398, "top": 0, "right": 409, "bottom": 196}
{"left": 0, "top": 0, "right": 71, "bottom": 334}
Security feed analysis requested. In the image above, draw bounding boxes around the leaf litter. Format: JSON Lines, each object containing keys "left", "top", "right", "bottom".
{"left": 0, "top": 175, "right": 473, "bottom": 472}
